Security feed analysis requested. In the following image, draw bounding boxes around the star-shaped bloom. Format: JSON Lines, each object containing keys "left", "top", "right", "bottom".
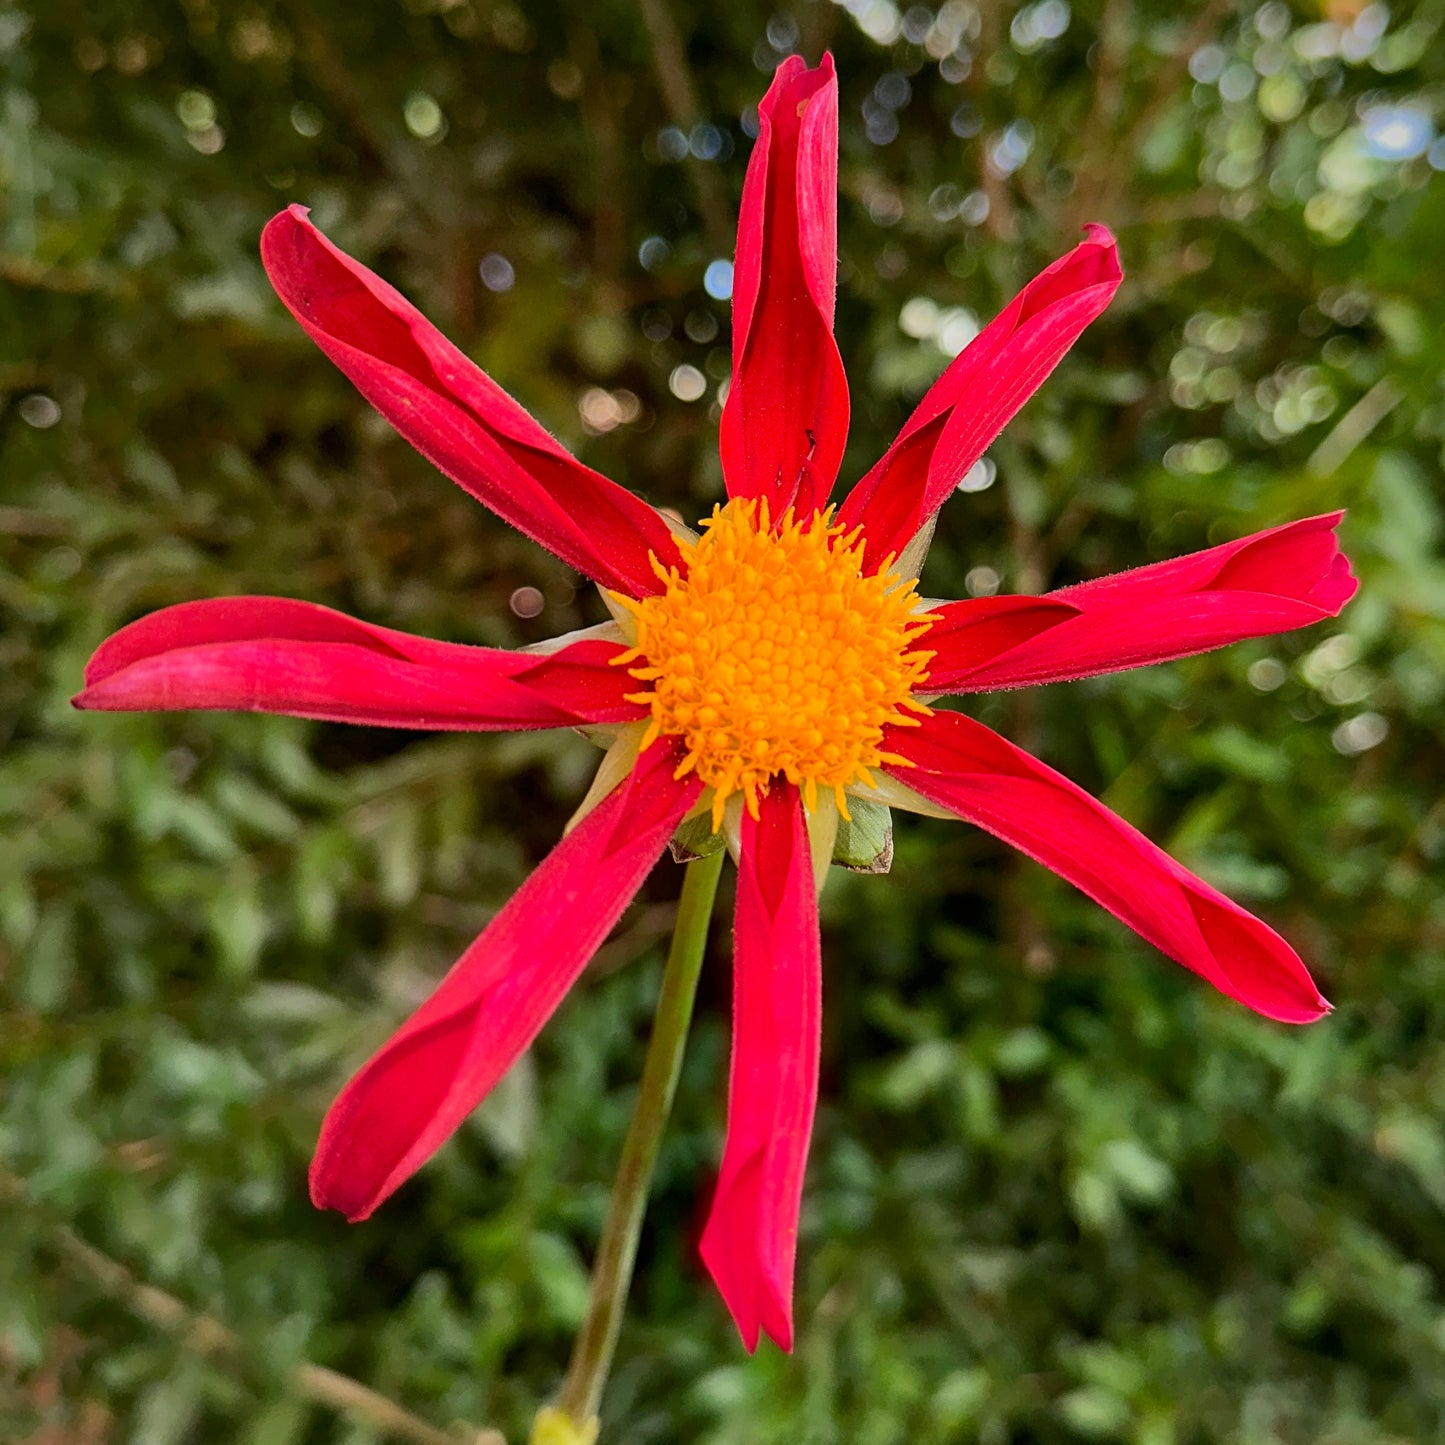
{"left": 76, "top": 56, "right": 1355, "bottom": 1353}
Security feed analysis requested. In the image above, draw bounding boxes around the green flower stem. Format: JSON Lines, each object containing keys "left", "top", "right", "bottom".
{"left": 555, "top": 848, "right": 725, "bottom": 1430}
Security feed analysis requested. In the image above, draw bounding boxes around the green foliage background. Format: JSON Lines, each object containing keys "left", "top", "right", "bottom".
{"left": 4, "top": 0, "right": 1444, "bottom": 1440}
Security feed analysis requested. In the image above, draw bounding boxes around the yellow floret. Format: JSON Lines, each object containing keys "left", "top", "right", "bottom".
{"left": 613, "top": 498, "right": 935, "bottom": 830}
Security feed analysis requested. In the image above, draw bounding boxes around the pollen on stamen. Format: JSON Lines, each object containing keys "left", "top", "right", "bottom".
{"left": 616, "top": 497, "right": 937, "bottom": 829}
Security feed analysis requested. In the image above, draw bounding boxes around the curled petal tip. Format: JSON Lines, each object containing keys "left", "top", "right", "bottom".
{"left": 1315, "top": 537, "right": 1359, "bottom": 614}
{"left": 1251, "top": 989, "right": 1332, "bottom": 1026}
{"left": 763, "top": 49, "right": 835, "bottom": 94}
{"left": 1268, "top": 996, "right": 1332, "bottom": 1026}
{"left": 1074, "top": 223, "right": 1123, "bottom": 289}
{"left": 699, "top": 1226, "right": 794, "bottom": 1354}
{"left": 261, "top": 203, "right": 312, "bottom": 252}
{"left": 309, "top": 1163, "right": 378, "bottom": 1223}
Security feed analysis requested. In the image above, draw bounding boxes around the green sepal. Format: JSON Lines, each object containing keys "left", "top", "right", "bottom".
{"left": 833, "top": 798, "right": 893, "bottom": 873}
{"left": 668, "top": 810, "right": 727, "bottom": 863}
{"left": 668, "top": 797, "right": 893, "bottom": 872}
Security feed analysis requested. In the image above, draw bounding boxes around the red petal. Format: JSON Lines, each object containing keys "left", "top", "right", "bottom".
{"left": 699, "top": 781, "right": 820, "bottom": 1353}
{"left": 310, "top": 740, "right": 701, "bottom": 1219}
{"left": 840, "top": 227, "right": 1122, "bottom": 573}
{"left": 925, "top": 514, "right": 1358, "bottom": 692}
{"left": 261, "top": 207, "right": 680, "bottom": 596}
{"left": 720, "top": 56, "right": 849, "bottom": 518}
{"left": 74, "top": 597, "right": 643, "bottom": 730}
{"left": 886, "top": 711, "right": 1329, "bottom": 1024}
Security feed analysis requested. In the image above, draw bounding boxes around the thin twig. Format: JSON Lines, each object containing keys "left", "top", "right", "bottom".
{"left": 284, "top": 4, "right": 392, "bottom": 179}
{"left": 1307, "top": 376, "right": 1404, "bottom": 478}
{"left": 1131, "top": 0, "right": 1233, "bottom": 150}
{"left": 1068, "top": 0, "right": 1130, "bottom": 231}
{"left": 967, "top": 0, "right": 1016, "bottom": 242}
{"left": 568, "top": 21, "right": 630, "bottom": 290}
{"left": 0, "top": 253, "right": 131, "bottom": 295}
{"left": 2, "top": 1172, "right": 504, "bottom": 1445}
{"left": 631, "top": 0, "right": 733, "bottom": 251}
{"left": 0, "top": 507, "right": 72, "bottom": 537}
{"left": 1075, "top": 0, "right": 1233, "bottom": 226}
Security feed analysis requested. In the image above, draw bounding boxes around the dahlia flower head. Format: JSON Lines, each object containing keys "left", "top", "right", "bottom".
{"left": 77, "top": 56, "right": 1356, "bottom": 1352}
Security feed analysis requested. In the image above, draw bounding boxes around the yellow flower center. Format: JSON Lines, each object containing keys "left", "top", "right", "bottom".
{"left": 614, "top": 498, "right": 936, "bottom": 829}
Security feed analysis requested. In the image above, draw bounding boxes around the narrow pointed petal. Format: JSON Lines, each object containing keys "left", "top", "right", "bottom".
{"left": 840, "top": 227, "right": 1121, "bottom": 573}
{"left": 74, "top": 597, "right": 644, "bottom": 730}
{"left": 924, "top": 514, "right": 1358, "bottom": 693}
{"left": 885, "top": 711, "right": 1329, "bottom": 1024}
{"left": 720, "top": 56, "right": 849, "bottom": 517}
{"left": 699, "top": 781, "right": 821, "bottom": 1353}
{"left": 261, "top": 207, "right": 680, "bottom": 596}
{"left": 311, "top": 740, "right": 701, "bottom": 1219}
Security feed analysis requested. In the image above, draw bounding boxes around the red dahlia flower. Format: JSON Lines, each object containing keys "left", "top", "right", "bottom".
{"left": 76, "top": 55, "right": 1356, "bottom": 1353}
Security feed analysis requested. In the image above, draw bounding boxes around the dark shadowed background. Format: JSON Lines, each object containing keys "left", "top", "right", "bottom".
{"left": 4, "top": 0, "right": 1445, "bottom": 1440}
